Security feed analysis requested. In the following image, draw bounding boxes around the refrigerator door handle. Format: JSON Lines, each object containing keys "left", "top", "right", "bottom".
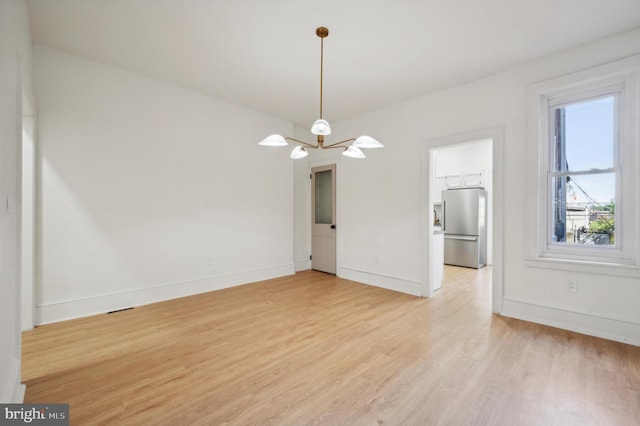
{"left": 444, "top": 235, "right": 478, "bottom": 241}
{"left": 442, "top": 200, "right": 445, "bottom": 232}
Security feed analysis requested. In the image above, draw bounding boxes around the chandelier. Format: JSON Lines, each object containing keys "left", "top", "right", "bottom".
{"left": 258, "top": 27, "right": 384, "bottom": 159}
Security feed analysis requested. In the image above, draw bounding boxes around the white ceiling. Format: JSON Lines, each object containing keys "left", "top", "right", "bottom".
{"left": 27, "top": 0, "right": 640, "bottom": 127}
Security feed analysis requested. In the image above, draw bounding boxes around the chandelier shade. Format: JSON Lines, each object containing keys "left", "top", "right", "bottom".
{"left": 258, "top": 134, "right": 288, "bottom": 147}
{"left": 258, "top": 27, "right": 383, "bottom": 160}
{"left": 311, "top": 119, "right": 331, "bottom": 135}
{"left": 353, "top": 135, "right": 384, "bottom": 149}
{"left": 342, "top": 146, "right": 366, "bottom": 159}
{"left": 290, "top": 146, "right": 309, "bottom": 159}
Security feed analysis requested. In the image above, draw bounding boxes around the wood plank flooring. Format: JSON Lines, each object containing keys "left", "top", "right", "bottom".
{"left": 22, "top": 267, "right": 640, "bottom": 425}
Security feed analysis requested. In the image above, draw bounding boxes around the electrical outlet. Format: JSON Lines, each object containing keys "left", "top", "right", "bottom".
{"left": 567, "top": 280, "right": 577, "bottom": 293}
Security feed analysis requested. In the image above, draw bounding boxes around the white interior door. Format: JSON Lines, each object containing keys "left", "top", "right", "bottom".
{"left": 311, "top": 164, "right": 336, "bottom": 274}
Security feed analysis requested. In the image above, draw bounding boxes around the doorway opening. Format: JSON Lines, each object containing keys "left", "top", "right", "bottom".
{"left": 424, "top": 128, "right": 504, "bottom": 313}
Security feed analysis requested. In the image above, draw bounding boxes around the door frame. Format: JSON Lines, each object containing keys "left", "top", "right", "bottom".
{"left": 21, "top": 97, "right": 36, "bottom": 331}
{"left": 421, "top": 127, "right": 505, "bottom": 314}
{"left": 309, "top": 159, "right": 341, "bottom": 275}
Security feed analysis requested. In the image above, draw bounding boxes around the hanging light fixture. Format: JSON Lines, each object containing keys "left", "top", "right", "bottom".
{"left": 258, "top": 27, "right": 384, "bottom": 159}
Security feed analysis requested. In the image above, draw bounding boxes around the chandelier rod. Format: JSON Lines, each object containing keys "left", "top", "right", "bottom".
{"left": 317, "top": 27, "right": 328, "bottom": 119}
{"left": 320, "top": 31, "right": 323, "bottom": 119}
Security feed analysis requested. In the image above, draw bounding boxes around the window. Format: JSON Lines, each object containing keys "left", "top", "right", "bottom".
{"left": 549, "top": 93, "right": 617, "bottom": 247}
{"left": 528, "top": 58, "right": 639, "bottom": 265}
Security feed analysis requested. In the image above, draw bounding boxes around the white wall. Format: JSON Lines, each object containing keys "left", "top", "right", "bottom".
{"left": 301, "top": 128, "right": 420, "bottom": 295}
{"left": 0, "top": 0, "right": 33, "bottom": 96}
{"left": 293, "top": 126, "right": 311, "bottom": 271}
{"left": 34, "top": 46, "right": 295, "bottom": 324}
{"left": 0, "top": 0, "right": 32, "bottom": 403}
{"left": 434, "top": 139, "right": 492, "bottom": 184}
{"left": 296, "top": 28, "right": 640, "bottom": 345}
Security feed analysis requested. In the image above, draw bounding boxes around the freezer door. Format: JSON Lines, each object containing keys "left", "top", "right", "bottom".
{"left": 442, "top": 188, "right": 484, "bottom": 236}
{"left": 444, "top": 235, "right": 484, "bottom": 269}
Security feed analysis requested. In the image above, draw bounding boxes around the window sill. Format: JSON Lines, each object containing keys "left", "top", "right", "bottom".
{"left": 524, "top": 256, "right": 640, "bottom": 278}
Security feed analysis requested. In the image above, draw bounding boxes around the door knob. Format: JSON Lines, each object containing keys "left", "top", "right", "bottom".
{"left": 330, "top": 224, "right": 336, "bottom": 229}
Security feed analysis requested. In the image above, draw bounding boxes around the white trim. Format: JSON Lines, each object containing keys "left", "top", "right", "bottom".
{"left": 524, "top": 256, "right": 640, "bottom": 278}
{"left": 502, "top": 297, "right": 640, "bottom": 347}
{"left": 295, "top": 260, "right": 311, "bottom": 271}
{"left": 421, "top": 142, "right": 432, "bottom": 297}
{"left": 492, "top": 129, "right": 506, "bottom": 314}
{"left": 339, "top": 267, "right": 421, "bottom": 296}
{"left": 13, "top": 384, "right": 25, "bottom": 404}
{"left": 527, "top": 56, "right": 640, "bottom": 265}
{"left": 529, "top": 55, "right": 640, "bottom": 95}
{"left": 37, "top": 264, "right": 295, "bottom": 325}
{"left": 544, "top": 90, "right": 622, "bottom": 257}
{"left": 1, "top": 359, "right": 23, "bottom": 403}
{"left": 21, "top": 113, "right": 36, "bottom": 331}
{"left": 20, "top": 54, "right": 36, "bottom": 332}
{"left": 422, "top": 127, "right": 505, "bottom": 313}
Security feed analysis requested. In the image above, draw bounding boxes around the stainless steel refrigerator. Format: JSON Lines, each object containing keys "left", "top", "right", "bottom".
{"left": 441, "top": 187, "right": 487, "bottom": 269}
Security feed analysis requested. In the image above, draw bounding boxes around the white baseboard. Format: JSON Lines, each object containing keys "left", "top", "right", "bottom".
{"left": 13, "top": 384, "right": 25, "bottom": 403}
{"left": 1, "top": 358, "right": 24, "bottom": 403}
{"left": 37, "top": 264, "right": 295, "bottom": 325}
{"left": 502, "top": 297, "right": 640, "bottom": 347}
{"left": 295, "top": 260, "right": 311, "bottom": 271}
{"left": 339, "top": 267, "right": 422, "bottom": 296}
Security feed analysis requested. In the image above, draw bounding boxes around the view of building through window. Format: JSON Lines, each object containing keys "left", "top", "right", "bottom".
{"left": 551, "top": 95, "right": 616, "bottom": 246}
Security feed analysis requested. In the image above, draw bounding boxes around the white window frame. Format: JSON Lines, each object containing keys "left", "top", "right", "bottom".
{"left": 527, "top": 57, "right": 640, "bottom": 266}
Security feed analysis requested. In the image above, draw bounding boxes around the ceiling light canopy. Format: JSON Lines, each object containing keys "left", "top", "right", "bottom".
{"left": 258, "top": 27, "right": 383, "bottom": 159}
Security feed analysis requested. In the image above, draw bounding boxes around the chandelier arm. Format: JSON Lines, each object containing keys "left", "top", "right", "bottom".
{"left": 322, "top": 138, "right": 356, "bottom": 148}
{"left": 285, "top": 137, "right": 319, "bottom": 148}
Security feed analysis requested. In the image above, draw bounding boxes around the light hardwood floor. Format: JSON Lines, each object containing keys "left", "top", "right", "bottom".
{"left": 23, "top": 267, "right": 640, "bottom": 425}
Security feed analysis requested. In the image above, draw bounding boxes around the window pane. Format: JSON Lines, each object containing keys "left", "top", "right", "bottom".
{"left": 552, "top": 96, "right": 615, "bottom": 172}
{"left": 550, "top": 173, "right": 615, "bottom": 246}
{"left": 315, "top": 170, "right": 333, "bottom": 224}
